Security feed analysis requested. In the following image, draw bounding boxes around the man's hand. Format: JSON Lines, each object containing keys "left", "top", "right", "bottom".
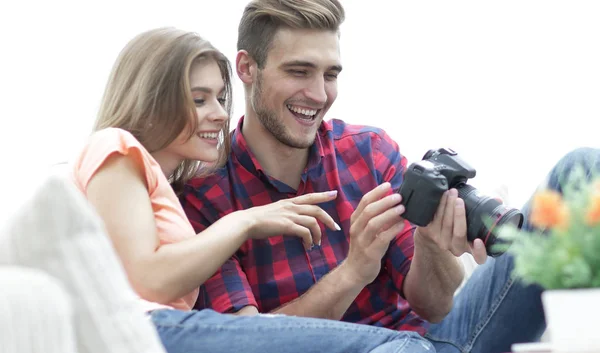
{"left": 342, "top": 182, "right": 407, "bottom": 285}
{"left": 270, "top": 182, "right": 406, "bottom": 320}
{"left": 403, "top": 187, "right": 488, "bottom": 322}
{"left": 415, "top": 188, "right": 487, "bottom": 265}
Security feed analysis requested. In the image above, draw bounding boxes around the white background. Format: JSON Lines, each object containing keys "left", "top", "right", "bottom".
{"left": 1, "top": 0, "right": 599, "bottom": 211}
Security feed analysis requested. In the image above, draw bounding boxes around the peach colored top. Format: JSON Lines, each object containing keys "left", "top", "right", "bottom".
{"left": 71, "top": 127, "right": 198, "bottom": 312}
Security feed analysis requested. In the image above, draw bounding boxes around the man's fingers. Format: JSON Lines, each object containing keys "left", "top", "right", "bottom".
{"left": 352, "top": 193, "right": 403, "bottom": 238}
{"left": 351, "top": 182, "right": 392, "bottom": 223}
{"left": 359, "top": 203, "right": 405, "bottom": 241}
{"left": 450, "top": 197, "right": 469, "bottom": 255}
{"left": 441, "top": 189, "right": 457, "bottom": 230}
{"left": 373, "top": 221, "right": 406, "bottom": 248}
{"left": 433, "top": 189, "right": 450, "bottom": 223}
{"left": 471, "top": 239, "right": 488, "bottom": 265}
{"left": 291, "top": 190, "right": 338, "bottom": 205}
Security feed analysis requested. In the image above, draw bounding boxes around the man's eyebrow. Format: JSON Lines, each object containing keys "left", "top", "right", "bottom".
{"left": 281, "top": 60, "right": 343, "bottom": 73}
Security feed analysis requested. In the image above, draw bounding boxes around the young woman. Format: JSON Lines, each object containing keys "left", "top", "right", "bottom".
{"left": 70, "top": 27, "right": 432, "bottom": 353}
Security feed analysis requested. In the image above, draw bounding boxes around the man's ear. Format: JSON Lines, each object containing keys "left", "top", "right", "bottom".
{"left": 236, "top": 50, "right": 257, "bottom": 85}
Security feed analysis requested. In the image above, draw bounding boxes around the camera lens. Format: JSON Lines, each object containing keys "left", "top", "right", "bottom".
{"left": 456, "top": 184, "right": 524, "bottom": 257}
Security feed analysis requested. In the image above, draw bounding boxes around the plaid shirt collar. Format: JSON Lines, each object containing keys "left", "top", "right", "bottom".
{"left": 231, "top": 116, "right": 327, "bottom": 193}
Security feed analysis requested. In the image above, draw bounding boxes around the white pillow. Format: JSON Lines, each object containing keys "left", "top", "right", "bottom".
{"left": 0, "top": 174, "right": 166, "bottom": 353}
{"left": 0, "top": 266, "right": 77, "bottom": 353}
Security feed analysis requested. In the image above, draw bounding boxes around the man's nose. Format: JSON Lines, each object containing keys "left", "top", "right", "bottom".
{"left": 304, "top": 75, "right": 327, "bottom": 105}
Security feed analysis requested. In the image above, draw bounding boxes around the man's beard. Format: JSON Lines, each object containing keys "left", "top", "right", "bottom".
{"left": 250, "top": 72, "right": 316, "bottom": 149}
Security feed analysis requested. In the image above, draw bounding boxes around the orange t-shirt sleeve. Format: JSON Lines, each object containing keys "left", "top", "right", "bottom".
{"left": 73, "top": 128, "right": 157, "bottom": 193}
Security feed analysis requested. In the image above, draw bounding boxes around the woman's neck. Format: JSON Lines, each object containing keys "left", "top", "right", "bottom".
{"left": 150, "top": 150, "right": 182, "bottom": 179}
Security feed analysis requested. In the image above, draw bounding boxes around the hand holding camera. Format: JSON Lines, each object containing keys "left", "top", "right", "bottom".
{"left": 398, "top": 148, "right": 524, "bottom": 258}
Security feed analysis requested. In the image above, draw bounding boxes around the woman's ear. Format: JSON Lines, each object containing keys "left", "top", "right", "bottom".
{"left": 236, "top": 50, "right": 256, "bottom": 85}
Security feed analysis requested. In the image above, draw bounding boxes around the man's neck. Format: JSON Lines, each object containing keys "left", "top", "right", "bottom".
{"left": 241, "top": 113, "right": 309, "bottom": 190}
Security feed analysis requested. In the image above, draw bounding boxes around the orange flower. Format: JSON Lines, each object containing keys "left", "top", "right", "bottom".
{"left": 530, "top": 190, "right": 569, "bottom": 230}
{"left": 585, "top": 189, "right": 600, "bottom": 226}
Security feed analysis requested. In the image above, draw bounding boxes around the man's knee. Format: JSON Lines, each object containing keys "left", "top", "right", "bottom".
{"left": 545, "top": 147, "right": 600, "bottom": 192}
{"left": 554, "top": 147, "right": 600, "bottom": 172}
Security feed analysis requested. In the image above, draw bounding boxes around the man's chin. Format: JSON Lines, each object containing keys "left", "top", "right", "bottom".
{"left": 283, "top": 135, "right": 317, "bottom": 149}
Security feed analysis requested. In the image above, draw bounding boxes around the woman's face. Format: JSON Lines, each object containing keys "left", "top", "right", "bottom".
{"left": 162, "top": 59, "right": 228, "bottom": 164}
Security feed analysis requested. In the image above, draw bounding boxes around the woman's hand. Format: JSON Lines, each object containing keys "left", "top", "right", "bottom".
{"left": 234, "top": 191, "right": 340, "bottom": 249}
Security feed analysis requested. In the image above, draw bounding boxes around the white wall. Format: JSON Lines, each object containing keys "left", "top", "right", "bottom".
{"left": 1, "top": 0, "right": 599, "bottom": 210}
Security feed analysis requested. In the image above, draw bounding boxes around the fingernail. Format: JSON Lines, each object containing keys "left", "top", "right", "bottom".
{"left": 327, "top": 190, "right": 338, "bottom": 197}
{"left": 381, "top": 182, "right": 391, "bottom": 190}
{"left": 317, "top": 240, "right": 322, "bottom": 246}
{"left": 395, "top": 205, "right": 405, "bottom": 214}
{"left": 334, "top": 222, "right": 341, "bottom": 231}
{"left": 392, "top": 193, "right": 401, "bottom": 202}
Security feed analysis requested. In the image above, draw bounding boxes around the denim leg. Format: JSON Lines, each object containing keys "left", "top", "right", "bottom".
{"left": 151, "top": 309, "right": 435, "bottom": 353}
{"left": 423, "top": 147, "right": 600, "bottom": 353}
{"left": 424, "top": 254, "right": 545, "bottom": 353}
{"left": 525, "top": 147, "right": 600, "bottom": 203}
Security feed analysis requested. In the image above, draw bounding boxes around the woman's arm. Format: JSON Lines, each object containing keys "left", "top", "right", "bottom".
{"left": 86, "top": 154, "right": 250, "bottom": 305}
{"left": 87, "top": 154, "right": 340, "bottom": 305}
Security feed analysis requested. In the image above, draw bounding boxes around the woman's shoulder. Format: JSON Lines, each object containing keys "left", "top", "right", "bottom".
{"left": 72, "top": 127, "right": 157, "bottom": 191}
{"left": 88, "top": 127, "right": 144, "bottom": 151}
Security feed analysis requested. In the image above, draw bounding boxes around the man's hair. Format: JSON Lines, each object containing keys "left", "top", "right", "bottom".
{"left": 238, "top": 0, "right": 345, "bottom": 68}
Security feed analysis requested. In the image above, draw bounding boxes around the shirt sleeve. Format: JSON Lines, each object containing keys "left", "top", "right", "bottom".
{"left": 72, "top": 128, "right": 156, "bottom": 193}
{"left": 181, "top": 183, "right": 258, "bottom": 313}
{"left": 196, "top": 256, "right": 258, "bottom": 312}
{"left": 372, "top": 131, "right": 415, "bottom": 298}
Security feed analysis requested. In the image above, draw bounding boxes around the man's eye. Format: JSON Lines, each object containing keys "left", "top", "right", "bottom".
{"left": 290, "top": 70, "right": 307, "bottom": 76}
{"left": 325, "top": 73, "right": 338, "bottom": 81}
{"left": 194, "top": 99, "right": 205, "bottom": 105}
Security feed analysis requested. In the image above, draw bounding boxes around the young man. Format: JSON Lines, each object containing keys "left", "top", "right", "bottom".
{"left": 181, "top": 1, "right": 546, "bottom": 352}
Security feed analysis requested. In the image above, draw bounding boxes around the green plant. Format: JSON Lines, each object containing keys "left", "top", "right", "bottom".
{"left": 498, "top": 166, "right": 600, "bottom": 289}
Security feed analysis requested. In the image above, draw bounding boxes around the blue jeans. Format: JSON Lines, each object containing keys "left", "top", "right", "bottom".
{"left": 151, "top": 309, "right": 434, "bottom": 353}
{"left": 424, "top": 147, "right": 600, "bottom": 353}
{"left": 152, "top": 148, "right": 600, "bottom": 353}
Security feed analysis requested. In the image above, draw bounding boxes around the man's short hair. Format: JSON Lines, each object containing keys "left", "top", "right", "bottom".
{"left": 237, "top": 0, "right": 345, "bottom": 68}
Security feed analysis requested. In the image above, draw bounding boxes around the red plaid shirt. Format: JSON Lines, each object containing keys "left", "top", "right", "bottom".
{"left": 181, "top": 116, "right": 428, "bottom": 334}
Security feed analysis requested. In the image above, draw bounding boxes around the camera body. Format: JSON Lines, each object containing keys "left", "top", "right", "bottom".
{"left": 398, "top": 148, "right": 523, "bottom": 256}
{"left": 399, "top": 147, "right": 475, "bottom": 226}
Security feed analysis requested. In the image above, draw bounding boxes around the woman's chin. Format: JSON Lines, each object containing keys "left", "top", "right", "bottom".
{"left": 188, "top": 153, "right": 218, "bottom": 164}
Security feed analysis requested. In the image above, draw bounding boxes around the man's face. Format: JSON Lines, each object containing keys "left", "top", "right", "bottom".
{"left": 250, "top": 28, "right": 341, "bottom": 149}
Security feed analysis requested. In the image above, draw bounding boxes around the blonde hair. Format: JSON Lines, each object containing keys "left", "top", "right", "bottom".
{"left": 94, "top": 27, "right": 233, "bottom": 192}
{"left": 237, "top": 0, "right": 345, "bottom": 68}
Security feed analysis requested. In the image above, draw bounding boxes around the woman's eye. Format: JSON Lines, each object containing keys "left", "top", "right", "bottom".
{"left": 194, "top": 99, "right": 205, "bottom": 106}
{"left": 217, "top": 98, "right": 227, "bottom": 106}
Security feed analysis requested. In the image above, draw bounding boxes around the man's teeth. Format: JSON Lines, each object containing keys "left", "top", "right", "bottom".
{"left": 287, "top": 105, "right": 317, "bottom": 117}
{"left": 199, "top": 132, "right": 218, "bottom": 139}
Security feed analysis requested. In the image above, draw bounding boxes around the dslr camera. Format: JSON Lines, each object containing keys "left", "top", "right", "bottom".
{"left": 398, "top": 148, "right": 523, "bottom": 256}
